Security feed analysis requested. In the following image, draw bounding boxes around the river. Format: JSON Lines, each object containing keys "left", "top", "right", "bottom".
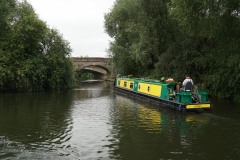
{"left": 0, "top": 81, "right": 240, "bottom": 160}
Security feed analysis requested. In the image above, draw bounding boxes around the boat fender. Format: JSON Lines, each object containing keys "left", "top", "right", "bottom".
{"left": 178, "top": 105, "right": 182, "bottom": 111}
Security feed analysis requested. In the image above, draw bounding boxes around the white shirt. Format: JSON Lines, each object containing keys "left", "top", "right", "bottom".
{"left": 183, "top": 78, "right": 193, "bottom": 86}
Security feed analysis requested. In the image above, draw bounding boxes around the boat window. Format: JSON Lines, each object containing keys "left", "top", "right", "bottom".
{"left": 118, "top": 80, "right": 120, "bottom": 86}
{"left": 124, "top": 81, "right": 127, "bottom": 87}
{"left": 138, "top": 84, "right": 141, "bottom": 90}
{"left": 130, "top": 83, "right": 133, "bottom": 89}
{"left": 148, "top": 86, "right": 150, "bottom": 92}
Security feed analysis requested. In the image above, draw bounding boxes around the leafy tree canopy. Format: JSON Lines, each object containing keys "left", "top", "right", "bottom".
{"left": 0, "top": 0, "right": 75, "bottom": 91}
{"left": 105, "top": 0, "right": 240, "bottom": 101}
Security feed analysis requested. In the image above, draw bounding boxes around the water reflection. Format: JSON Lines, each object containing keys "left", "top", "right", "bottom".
{"left": 113, "top": 94, "right": 210, "bottom": 136}
{"left": 0, "top": 91, "right": 75, "bottom": 159}
{"left": 73, "top": 81, "right": 112, "bottom": 101}
{"left": 0, "top": 82, "right": 240, "bottom": 160}
{"left": 138, "top": 105, "right": 162, "bottom": 133}
{"left": 109, "top": 94, "right": 240, "bottom": 160}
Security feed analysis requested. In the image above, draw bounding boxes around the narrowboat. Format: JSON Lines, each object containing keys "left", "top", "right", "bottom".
{"left": 114, "top": 77, "right": 212, "bottom": 113}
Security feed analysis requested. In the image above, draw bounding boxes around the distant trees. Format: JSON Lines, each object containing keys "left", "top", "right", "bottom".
{"left": 104, "top": 0, "right": 240, "bottom": 101}
{"left": 0, "top": 0, "right": 75, "bottom": 91}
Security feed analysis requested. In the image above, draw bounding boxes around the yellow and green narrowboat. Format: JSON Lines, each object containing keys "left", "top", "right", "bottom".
{"left": 114, "top": 77, "right": 212, "bottom": 113}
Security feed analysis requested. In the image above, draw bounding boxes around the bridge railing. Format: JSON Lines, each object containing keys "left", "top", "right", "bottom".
{"left": 71, "top": 57, "right": 109, "bottom": 62}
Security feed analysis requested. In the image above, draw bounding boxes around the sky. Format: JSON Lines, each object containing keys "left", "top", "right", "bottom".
{"left": 28, "top": 0, "right": 115, "bottom": 58}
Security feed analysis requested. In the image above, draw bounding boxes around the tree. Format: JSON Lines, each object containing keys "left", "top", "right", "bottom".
{"left": 104, "top": 0, "right": 172, "bottom": 76}
{"left": 43, "top": 28, "right": 74, "bottom": 89}
{"left": 167, "top": 0, "right": 240, "bottom": 99}
{"left": 105, "top": 0, "right": 240, "bottom": 101}
{"left": 0, "top": 0, "right": 75, "bottom": 91}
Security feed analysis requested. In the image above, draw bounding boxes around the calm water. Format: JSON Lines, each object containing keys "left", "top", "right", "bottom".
{"left": 0, "top": 81, "right": 240, "bottom": 160}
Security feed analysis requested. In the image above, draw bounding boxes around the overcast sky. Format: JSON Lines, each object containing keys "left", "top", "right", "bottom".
{"left": 28, "top": 0, "right": 115, "bottom": 58}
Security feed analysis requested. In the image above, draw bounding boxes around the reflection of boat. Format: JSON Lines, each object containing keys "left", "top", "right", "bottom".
{"left": 114, "top": 77, "right": 212, "bottom": 113}
{"left": 116, "top": 96, "right": 162, "bottom": 132}
{"left": 138, "top": 105, "right": 162, "bottom": 132}
{"left": 185, "top": 114, "right": 210, "bottom": 123}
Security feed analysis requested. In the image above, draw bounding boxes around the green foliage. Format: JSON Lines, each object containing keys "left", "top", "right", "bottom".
{"left": 105, "top": 0, "right": 240, "bottom": 102}
{"left": 167, "top": 0, "right": 240, "bottom": 99}
{"left": 0, "top": 0, "right": 75, "bottom": 92}
{"left": 104, "top": 0, "right": 172, "bottom": 75}
{"left": 43, "top": 28, "right": 74, "bottom": 89}
{"left": 75, "top": 71, "right": 93, "bottom": 80}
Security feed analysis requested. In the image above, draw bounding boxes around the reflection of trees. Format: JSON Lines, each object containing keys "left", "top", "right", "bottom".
{"left": 74, "top": 81, "right": 114, "bottom": 100}
{"left": 0, "top": 90, "right": 74, "bottom": 150}
{"left": 107, "top": 95, "right": 210, "bottom": 159}
{"left": 179, "top": 114, "right": 209, "bottom": 149}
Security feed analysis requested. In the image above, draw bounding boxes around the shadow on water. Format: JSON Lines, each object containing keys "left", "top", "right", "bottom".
{"left": 0, "top": 90, "right": 76, "bottom": 159}
{"left": 210, "top": 97, "right": 240, "bottom": 119}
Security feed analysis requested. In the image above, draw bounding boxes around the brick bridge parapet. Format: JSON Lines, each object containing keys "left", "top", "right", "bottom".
{"left": 71, "top": 57, "right": 111, "bottom": 74}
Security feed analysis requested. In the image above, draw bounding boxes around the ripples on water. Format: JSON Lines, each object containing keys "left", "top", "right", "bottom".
{"left": 0, "top": 82, "right": 240, "bottom": 160}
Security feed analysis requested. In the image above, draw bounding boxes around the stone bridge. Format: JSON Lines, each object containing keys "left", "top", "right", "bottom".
{"left": 71, "top": 57, "right": 113, "bottom": 79}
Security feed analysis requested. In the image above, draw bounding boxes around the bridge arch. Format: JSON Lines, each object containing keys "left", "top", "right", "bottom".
{"left": 71, "top": 57, "right": 112, "bottom": 79}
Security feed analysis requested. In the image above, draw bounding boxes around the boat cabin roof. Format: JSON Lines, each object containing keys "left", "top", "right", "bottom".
{"left": 116, "top": 77, "right": 177, "bottom": 86}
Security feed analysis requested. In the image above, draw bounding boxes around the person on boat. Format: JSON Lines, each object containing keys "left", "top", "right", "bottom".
{"left": 180, "top": 74, "right": 194, "bottom": 92}
{"left": 166, "top": 76, "right": 174, "bottom": 82}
